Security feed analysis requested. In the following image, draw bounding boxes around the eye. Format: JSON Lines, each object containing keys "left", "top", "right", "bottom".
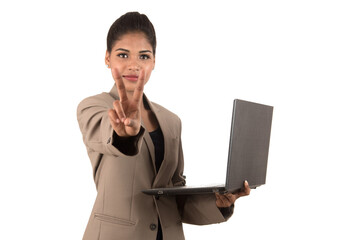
{"left": 117, "top": 53, "right": 128, "bottom": 58}
{"left": 140, "top": 54, "right": 151, "bottom": 60}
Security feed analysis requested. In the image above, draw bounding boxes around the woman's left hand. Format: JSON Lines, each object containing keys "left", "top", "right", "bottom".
{"left": 215, "top": 180, "right": 251, "bottom": 208}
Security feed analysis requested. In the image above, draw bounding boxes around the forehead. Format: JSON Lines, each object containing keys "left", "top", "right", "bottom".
{"left": 113, "top": 32, "right": 152, "bottom": 51}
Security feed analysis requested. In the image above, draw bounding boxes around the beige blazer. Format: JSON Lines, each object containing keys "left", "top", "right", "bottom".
{"left": 77, "top": 85, "right": 228, "bottom": 240}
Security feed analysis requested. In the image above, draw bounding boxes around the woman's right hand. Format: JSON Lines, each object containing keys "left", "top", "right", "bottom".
{"left": 108, "top": 68, "right": 145, "bottom": 137}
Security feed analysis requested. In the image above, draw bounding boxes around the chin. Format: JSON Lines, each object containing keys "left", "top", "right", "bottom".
{"left": 125, "top": 88, "right": 136, "bottom": 94}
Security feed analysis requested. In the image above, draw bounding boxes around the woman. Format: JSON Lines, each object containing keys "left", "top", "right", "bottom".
{"left": 77, "top": 12, "right": 250, "bottom": 240}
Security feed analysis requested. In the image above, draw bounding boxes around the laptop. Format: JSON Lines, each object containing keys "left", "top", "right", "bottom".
{"left": 142, "top": 99, "right": 273, "bottom": 196}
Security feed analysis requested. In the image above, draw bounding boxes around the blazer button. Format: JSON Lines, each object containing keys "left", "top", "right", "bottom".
{"left": 107, "top": 137, "right": 111, "bottom": 144}
{"left": 150, "top": 223, "right": 157, "bottom": 231}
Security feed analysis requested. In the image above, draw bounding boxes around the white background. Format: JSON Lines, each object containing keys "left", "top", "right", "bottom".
{"left": 1, "top": 0, "right": 359, "bottom": 239}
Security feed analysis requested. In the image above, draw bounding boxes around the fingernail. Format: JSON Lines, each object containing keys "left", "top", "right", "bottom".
{"left": 116, "top": 119, "right": 120, "bottom": 123}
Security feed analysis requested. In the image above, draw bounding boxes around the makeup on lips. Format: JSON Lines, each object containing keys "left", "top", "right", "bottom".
{"left": 123, "top": 75, "right": 138, "bottom": 82}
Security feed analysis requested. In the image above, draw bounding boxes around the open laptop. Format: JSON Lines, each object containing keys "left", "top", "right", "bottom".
{"left": 142, "top": 99, "right": 273, "bottom": 196}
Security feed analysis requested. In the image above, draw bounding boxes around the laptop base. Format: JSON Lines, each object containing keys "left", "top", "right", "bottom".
{"left": 142, "top": 184, "right": 226, "bottom": 196}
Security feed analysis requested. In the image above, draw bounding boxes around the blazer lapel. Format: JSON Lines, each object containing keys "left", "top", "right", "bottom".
{"left": 142, "top": 121, "right": 157, "bottom": 174}
{"left": 143, "top": 96, "right": 176, "bottom": 188}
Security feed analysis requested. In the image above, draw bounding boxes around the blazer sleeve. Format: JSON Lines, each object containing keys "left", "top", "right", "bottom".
{"left": 77, "top": 94, "right": 145, "bottom": 158}
{"left": 173, "top": 124, "right": 232, "bottom": 225}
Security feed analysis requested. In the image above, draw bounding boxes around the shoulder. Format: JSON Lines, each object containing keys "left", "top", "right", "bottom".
{"left": 77, "top": 91, "right": 115, "bottom": 113}
{"left": 152, "top": 101, "right": 181, "bottom": 119}
{"left": 151, "top": 101, "right": 182, "bottom": 126}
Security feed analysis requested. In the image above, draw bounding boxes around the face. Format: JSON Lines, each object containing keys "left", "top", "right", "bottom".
{"left": 105, "top": 32, "right": 155, "bottom": 94}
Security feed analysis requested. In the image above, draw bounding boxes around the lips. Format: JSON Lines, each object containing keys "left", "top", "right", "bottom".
{"left": 123, "top": 75, "right": 138, "bottom": 82}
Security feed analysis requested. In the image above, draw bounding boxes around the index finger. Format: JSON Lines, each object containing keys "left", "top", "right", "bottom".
{"left": 132, "top": 70, "right": 146, "bottom": 106}
{"left": 112, "top": 67, "right": 128, "bottom": 102}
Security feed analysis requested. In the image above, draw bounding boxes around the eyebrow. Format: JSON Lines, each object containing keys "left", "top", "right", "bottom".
{"left": 115, "top": 48, "right": 129, "bottom": 52}
{"left": 139, "top": 50, "right": 152, "bottom": 54}
{"left": 115, "top": 48, "right": 152, "bottom": 54}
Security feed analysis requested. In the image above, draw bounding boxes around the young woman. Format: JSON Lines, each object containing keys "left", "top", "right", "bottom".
{"left": 77, "top": 12, "right": 250, "bottom": 240}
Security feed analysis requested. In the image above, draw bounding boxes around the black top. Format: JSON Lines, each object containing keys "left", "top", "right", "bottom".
{"left": 149, "top": 127, "right": 164, "bottom": 173}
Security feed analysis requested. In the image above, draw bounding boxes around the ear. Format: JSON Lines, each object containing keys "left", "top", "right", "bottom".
{"left": 105, "top": 50, "right": 110, "bottom": 67}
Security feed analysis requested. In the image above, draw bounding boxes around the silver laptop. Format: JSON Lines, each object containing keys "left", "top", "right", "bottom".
{"left": 142, "top": 99, "right": 273, "bottom": 196}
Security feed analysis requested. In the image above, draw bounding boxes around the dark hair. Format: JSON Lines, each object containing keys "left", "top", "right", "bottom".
{"left": 107, "top": 12, "right": 157, "bottom": 55}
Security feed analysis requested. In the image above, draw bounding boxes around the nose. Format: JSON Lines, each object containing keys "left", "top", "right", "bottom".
{"left": 128, "top": 59, "right": 141, "bottom": 71}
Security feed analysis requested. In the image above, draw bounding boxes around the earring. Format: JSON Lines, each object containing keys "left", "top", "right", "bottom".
{"left": 107, "top": 64, "right": 110, "bottom": 68}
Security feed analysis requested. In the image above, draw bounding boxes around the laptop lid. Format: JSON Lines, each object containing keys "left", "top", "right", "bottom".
{"left": 225, "top": 99, "right": 273, "bottom": 192}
